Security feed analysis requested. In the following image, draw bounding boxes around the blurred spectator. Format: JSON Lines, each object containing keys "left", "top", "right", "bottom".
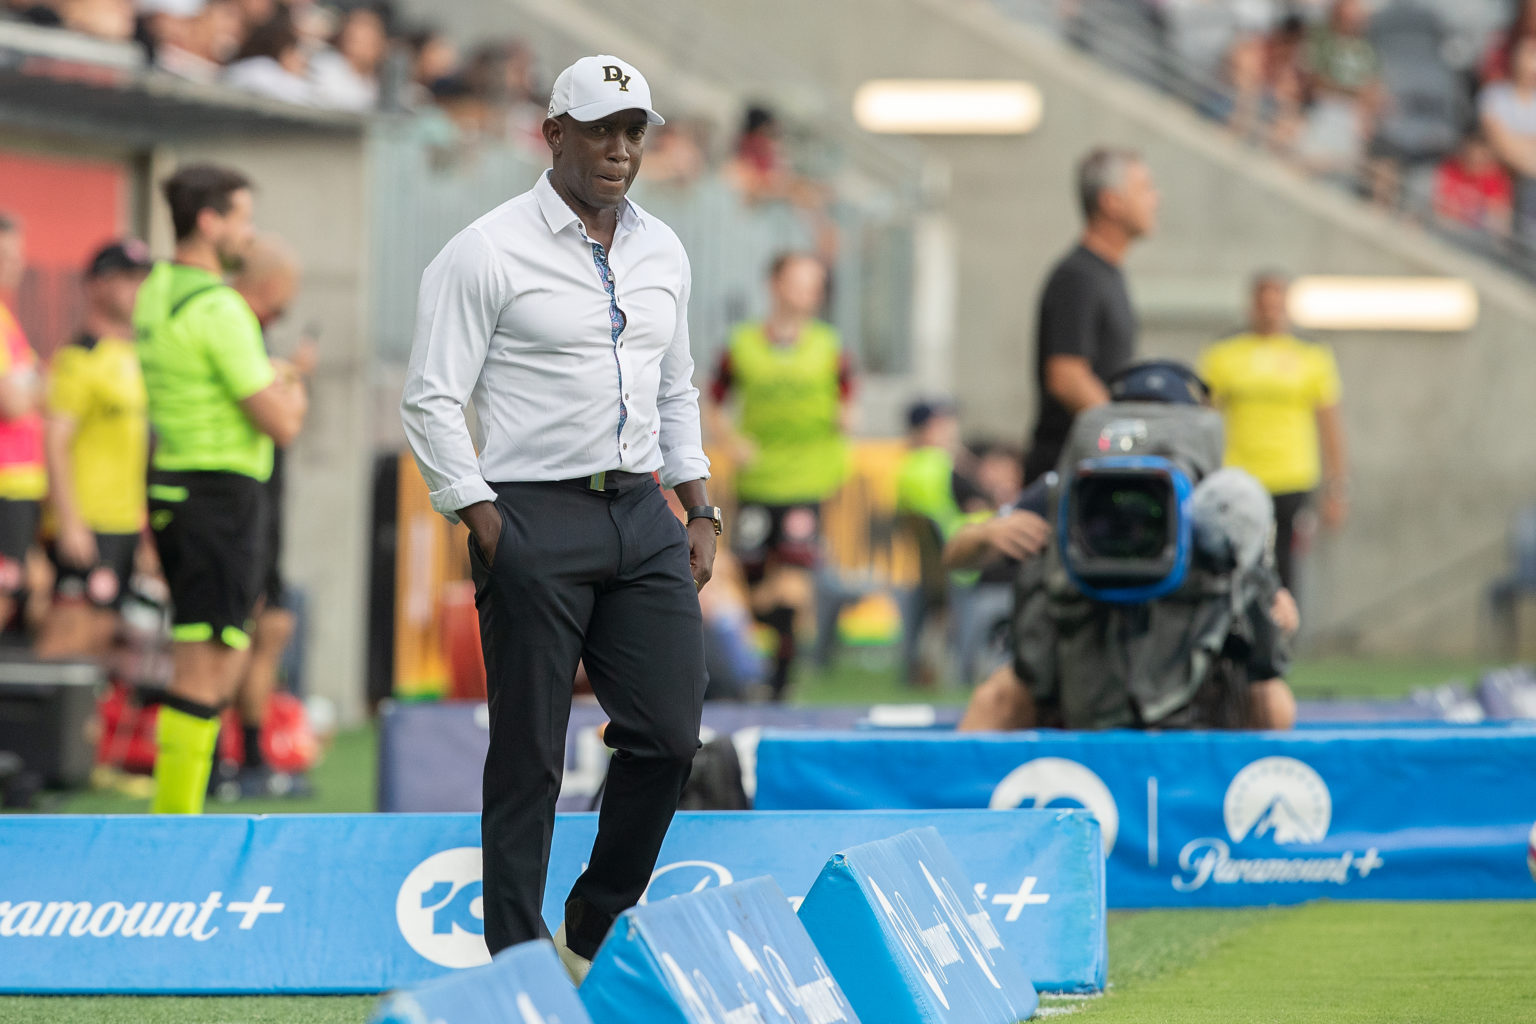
{"left": 230, "top": 0, "right": 273, "bottom": 33}
{"left": 1223, "top": 13, "right": 1309, "bottom": 144}
{"left": 465, "top": 39, "right": 546, "bottom": 149}
{"left": 1024, "top": 147, "right": 1155, "bottom": 485}
{"left": 726, "top": 104, "right": 839, "bottom": 261}
{"left": 893, "top": 399, "right": 986, "bottom": 687}
{"left": 728, "top": 105, "right": 783, "bottom": 199}
{"left": 1433, "top": 128, "right": 1513, "bottom": 239}
{"left": 968, "top": 439, "right": 1025, "bottom": 510}
{"left": 309, "top": 5, "right": 386, "bottom": 112}
{"left": 58, "top": 0, "right": 134, "bottom": 42}
{"left": 0, "top": 213, "right": 46, "bottom": 639}
{"left": 405, "top": 26, "right": 458, "bottom": 105}
{"left": 1296, "top": 0, "right": 1383, "bottom": 176}
{"left": 428, "top": 74, "right": 488, "bottom": 140}
{"left": 1197, "top": 272, "right": 1348, "bottom": 594}
{"left": 1479, "top": 0, "right": 1536, "bottom": 85}
{"left": 223, "top": 9, "right": 311, "bottom": 105}
{"left": 640, "top": 120, "right": 709, "bottom": 187}
{"left": 708, "top": 252, "right": 852, "bottom": 701}
{"left": 5, "top": 0, "right": 62, "bottom": 26}
{"left": 36, "top": 240, "right": 152, "bottom": 660}
{"left": 1479, "top": 36, "right": 1536, "bottom": 241}
{"left": 145, "top": 0, "right": 243, "bottom": 85}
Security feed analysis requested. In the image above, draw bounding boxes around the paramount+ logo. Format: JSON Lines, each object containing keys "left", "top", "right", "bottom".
{"left": 393, "top": 851, "right": 745, "bottom": 969}
{"left": 1173, "top": 756, "right": 1384, "bottom": 892}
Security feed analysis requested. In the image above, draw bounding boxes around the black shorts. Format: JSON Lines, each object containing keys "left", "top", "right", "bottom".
{"left": 732, "top": 501, "right": 822, "bottom": 582}
{"left": 50, "top": 532, "right": 137, "bottom": 610}
{"left": 148, "top": 470, "right": 268, "bottom": 649}
{"left": 0, "top": 498, "right": 40, "bottom": 596}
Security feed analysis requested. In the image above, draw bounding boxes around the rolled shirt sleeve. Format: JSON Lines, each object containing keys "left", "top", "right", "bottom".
{"left": 400, "top": 226, "right": 505, "bottom": 522}
{"left": 655, "top": 249, "right": 711, "bottom": 488}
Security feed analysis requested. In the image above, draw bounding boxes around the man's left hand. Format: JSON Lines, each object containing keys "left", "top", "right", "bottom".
{"left": 687, "top": 517, "right": 717, "bottom": 591}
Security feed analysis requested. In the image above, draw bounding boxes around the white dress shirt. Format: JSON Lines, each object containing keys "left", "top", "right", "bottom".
{"left": 401, "top": 171, "right": 710, "bottom": 522}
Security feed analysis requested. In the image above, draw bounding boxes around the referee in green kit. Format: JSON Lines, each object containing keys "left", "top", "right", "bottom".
{"left": 400, "top": 54, "right": 722, "bottom": 981}
{"left": 136, "top": 164, "right": 309, "bottom": 814}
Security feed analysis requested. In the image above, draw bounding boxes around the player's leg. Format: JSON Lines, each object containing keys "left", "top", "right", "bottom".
{"left": 148, "top": 474, "right": 264, "bottom": 814}
{"left": 36, "top": 532, "right": 133, "bottom": 658}
{"left": 153, "top": 639, "right": 249, "bottom": 813}
{"left": 1246, "top": 677, "right": 1297, "bottom": 730}
{"left": 570, "top": 481, "right": 707, "bottom": 961}
{"left": 472, "top": 483, "right": 597, "bottom": 956}
{"left": 1271, "top": 491, "right": 1310, "bottom": 594}
{"left": 35, "top": 548, "right": 96, "bottom": 657}
{"left": 233, "top": 466, "right": 290, "bottom": 780}
{"left": 0, "top": 498, "right": 38, "bottom": 637}
{"left": 235, "top": 605, "right": 292, "bottom": 774}
{"left": 752, "top": 504, "right": 821, "bottom": 700}
{"left": 958, "top": 663, "right": 1038, "bottom": 732}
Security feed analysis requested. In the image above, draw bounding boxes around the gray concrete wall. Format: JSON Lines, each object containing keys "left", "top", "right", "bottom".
{"left": 148, "top": 135, "right": 374, "bottom": 724}
{"left": 538, "top": 0, "right": 1536, "bottom": 656}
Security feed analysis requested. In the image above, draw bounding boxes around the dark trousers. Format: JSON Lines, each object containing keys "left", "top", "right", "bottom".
{"left": 470, "top": 474, "right": 707, "bottom": 959}
{"left": 1271, "top": 490, "right": 1313, "bottom": 594}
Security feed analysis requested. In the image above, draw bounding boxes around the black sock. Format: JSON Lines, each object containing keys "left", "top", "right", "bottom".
{"left": 242, "top": 723, "right": 264, "bottom": 768}
{"left": 761, "top": 606, "right": 797, "bottom": 701}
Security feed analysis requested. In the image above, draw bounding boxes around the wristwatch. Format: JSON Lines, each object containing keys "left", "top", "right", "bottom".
{"left": 686, "top": 505, "right": 724, "bottom": 535}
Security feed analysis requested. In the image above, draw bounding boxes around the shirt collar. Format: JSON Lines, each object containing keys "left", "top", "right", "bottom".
{"left": 533, "top": 170, "right": 647, "bottom": 241}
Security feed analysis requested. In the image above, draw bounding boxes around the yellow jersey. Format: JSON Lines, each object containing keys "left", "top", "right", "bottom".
{"left": 46, "top": 333, "right": 148, "bottom": 534}
{"left": 1197, "top": 332, "right": 1342, "bottom": 495}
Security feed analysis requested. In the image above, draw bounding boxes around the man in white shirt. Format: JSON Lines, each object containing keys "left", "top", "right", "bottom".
{"left": 401, "top": 54, "right": 721, "bottom": 980}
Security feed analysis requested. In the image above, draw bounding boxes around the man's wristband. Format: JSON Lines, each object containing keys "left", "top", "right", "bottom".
{"left": 686, "top": 505, "right": 724, "bottom": 535}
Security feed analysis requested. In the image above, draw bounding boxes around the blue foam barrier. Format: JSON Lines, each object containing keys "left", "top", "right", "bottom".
{"left": 370, "top": 940, "right": 590, "bottom": 1024}
{"left": 754, "top": 727, "right": 1536, "bottom": 908}
{"left": 579, "top": 876, "right": 861, "bottom": 1024}
{"left": 544, "top": 809, "right": 1105, "bottom": 994}
{"left": 798, "top": 828, "right": 1038, "bottom": 1024}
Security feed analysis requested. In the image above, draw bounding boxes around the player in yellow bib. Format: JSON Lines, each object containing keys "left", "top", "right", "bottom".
{"left": 1198, "top": 272, "right": 1349, "bottom": 594}
{"left": 38, "top": 241, "right": 154, "bottom": 658}
{"left": 135, "top": 165, "right": 309, "bottom": 814}
{"left": 706, "top": 252, "right": 852, "bottom": 699}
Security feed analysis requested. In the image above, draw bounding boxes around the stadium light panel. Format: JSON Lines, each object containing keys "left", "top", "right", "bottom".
{"left": 853, "top": 79, "right": 1043, "bottom": 135}
{"left": 1287, "top": 276, "right": 1479, "bottom": 332}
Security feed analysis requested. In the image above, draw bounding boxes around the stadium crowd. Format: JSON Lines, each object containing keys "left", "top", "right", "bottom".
{"left": 1, "top": 0, "right": 828, "bottom": 204}
{"left": 1051, "top": 0, "right": 1536, "bottom": 261}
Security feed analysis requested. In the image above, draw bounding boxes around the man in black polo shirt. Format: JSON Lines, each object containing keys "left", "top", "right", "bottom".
{"left": 1024, "top": 147, "right": 1159, "bottom": 484}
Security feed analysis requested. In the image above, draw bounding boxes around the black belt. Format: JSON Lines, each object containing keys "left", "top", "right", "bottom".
{"left": 553, "top": 470, "right": 653, "bottom": 492}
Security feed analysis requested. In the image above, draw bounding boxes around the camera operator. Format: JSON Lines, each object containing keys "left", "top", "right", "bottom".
{"left": 959, "top": 361, "right": 1299, "bottom": 733}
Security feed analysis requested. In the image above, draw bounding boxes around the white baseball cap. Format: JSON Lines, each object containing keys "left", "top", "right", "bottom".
{"left": 547, "top": 55, "right": 665, "bottom": 126}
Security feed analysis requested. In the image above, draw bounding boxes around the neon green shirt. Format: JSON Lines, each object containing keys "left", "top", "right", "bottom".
{"left": 896, "top": 446, "right": 966, "bottom": 539}
{"left": 726, "top": 320, "right": 850, "bottom": 504}
{"left": 134, "top": 262, "right": 276, "bottom": 481}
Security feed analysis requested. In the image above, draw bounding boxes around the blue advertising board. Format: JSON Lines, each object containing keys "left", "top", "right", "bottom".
{"left": 0, "top": 809, "right": 1102, "bottom": 994}
{"left": 754, "top": 727, "right": 1536, "bottom": 907}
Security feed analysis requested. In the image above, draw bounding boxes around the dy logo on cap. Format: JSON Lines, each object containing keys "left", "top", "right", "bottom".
{"left": 603, "top": 65, "right": 631, "bottom": 91}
